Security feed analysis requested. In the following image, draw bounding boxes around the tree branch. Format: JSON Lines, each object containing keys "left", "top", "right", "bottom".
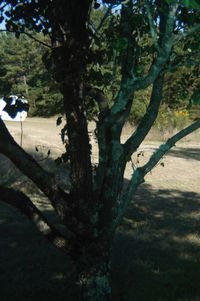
{"left": 124, "top": 73, "right": 164, "bottom": 159}
{"left": 0, "top": 119, "right": 71, "bottom": 221}
{"left": 131, "top": 3, "right": 178, "bottom": 90}
{"left": 0, "top": 185, "right": 73, "bottom": 255}
{"left": 140, "top": 119, "right": 200, "bottom": 176}
{"left": 112, "top": 168, "right": 144, "bottom": 233}
{"left": 113, "top": 119, "right": 200, "bottom": 232}
{"left": 104, "top": 1, "right": 136, "bottom": 139}
{"left": 83, "top": 85, "right": 111, "bottom": 195}
{"left": 144, "top": 0, "right": 159, "bottom": 50}
{"left": 110, "top": 3, "right": 177, "bottom": 117}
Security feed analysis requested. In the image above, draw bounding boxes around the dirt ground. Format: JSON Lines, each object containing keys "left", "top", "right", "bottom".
{"left": 4, "top": 116, "right": 200, "bottom": 195}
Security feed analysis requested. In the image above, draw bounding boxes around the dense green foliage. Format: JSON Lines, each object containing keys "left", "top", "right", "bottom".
{"left": 0, "top": 32, "right": 63, "bottom": 116}
{"left": 87, "top": 2, "right": 200, "bottom": 125}
{"left": 0, "top": 5, "right": 199, "bottom": 123}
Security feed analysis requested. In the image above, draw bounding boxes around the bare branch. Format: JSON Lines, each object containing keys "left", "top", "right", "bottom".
{"left": 144, "top": 0, "right": 159, "bottom": 50}
{"left": 140, "top": 119, "right": 200, "bottom": 176}
{"left": 84, "top": 85, "right": 110, "bottom": 195}
{"left": 110, "top": 3, "right": 178, "bottom": 116}
{"left": 107, "top": 1, "right": 136, "bottom": 133}
{"left": 114, "top": 119, "right": 200, "bottom": 231}
{"left": 131, "top": 3, "right": 178, "bottom": 90}
{"left": 124, "top": 73, "right": 164, "bottom": 159}
{"left": 112, "top": 168, "right": 144, "bottom": 233}
{"left": 0, "top": 185, "right": 73, "bottom": 255}
{"left": 0, "top": 119, "right": 71, "bottom": 221}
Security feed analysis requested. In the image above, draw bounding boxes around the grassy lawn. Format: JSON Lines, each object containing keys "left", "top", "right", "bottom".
{"left": 0, "top": 202, "right": 75, "bottom": 301}
{"left": 112, "top": 185, "right": 200, "bottom": 301}
{"left": 1, "top": 182, "right": 200, "bottom": 301}
{"left": 0, "top": 119, "right": 200, "bottom": 300}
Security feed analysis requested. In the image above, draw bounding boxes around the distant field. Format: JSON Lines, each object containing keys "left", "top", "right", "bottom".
{"left": 0, "top": 117, "right": 200, "bottom": 301}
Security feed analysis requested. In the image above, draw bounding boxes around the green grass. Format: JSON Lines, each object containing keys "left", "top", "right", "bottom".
{"left": 0, "top": 147, "right": 200, "bottom": 301}
{"left": 0, "top": 202, "right": 76, "bottom": 301}
{"left": 112, "top": 185, "right": 200, "bottom": 301}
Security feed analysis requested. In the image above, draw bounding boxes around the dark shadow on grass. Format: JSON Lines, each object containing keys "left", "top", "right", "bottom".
{"left": 0, "top": 202, "right": 77, "bottom": 301}
{"left": 167, "top": 147, "right": 200, "bottom": 161}
{"left": 0, "top": 154, "right": 75, "bottom": 301}
{"left": 1, "top": 153, "right": 200, "bottom": 300}
{"left": 0, "top": 152, "right": 70, "bottom": 194}
{"left": 112, "top": 182, "right": 200, "bottom": 301}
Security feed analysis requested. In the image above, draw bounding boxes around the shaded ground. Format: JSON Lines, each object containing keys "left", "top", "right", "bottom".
{"left": 0, "top": 117, "right": 200, "bottom": 301}
{"left": 167, "top": 147, "right": 200, "bottom": 161}
{"left": 0, "top": 202, "right": 76, "bottom": 301}
{"left": 112, "top": 185, "right": 200, "bottom": 301}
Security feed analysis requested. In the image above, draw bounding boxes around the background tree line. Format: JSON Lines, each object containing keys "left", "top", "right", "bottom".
{"left": 0, "top": 32, "right": 63, "bottom": 116}
{"left": 0, "top": 5, "right": 199, "bottom": 128}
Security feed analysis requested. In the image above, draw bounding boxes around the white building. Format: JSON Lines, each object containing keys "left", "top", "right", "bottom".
{"left": 0, "top": 95, "right": 28, "bottom": 121}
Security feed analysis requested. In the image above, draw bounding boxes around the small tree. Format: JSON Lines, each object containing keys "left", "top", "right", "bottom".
{"left": 0, "top": 1, "right": 200, "bottom": 300}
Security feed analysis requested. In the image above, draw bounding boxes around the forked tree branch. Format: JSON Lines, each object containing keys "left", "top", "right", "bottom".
{"left": 132, "top": 3, "right": 178, "bottom": 91}
{"left": 0, "top": 185, "right": 73, "bottom": 255}
{"left": 133, "top": 4, "right": 178, "bottom": 90}
{"left": 0, "top": 119, "right": 71, "bottom": 221}
{"left": 113, "top": 119, "right": 200, "bottom": 231}
{"left": 110, "top": 3, "right": 177, "bottom": 117}
{"left": 124, "top": 73, "right": 164, "bottom": 159}
{"left": 140, "top": 119, "right": 200, "bottom": 175}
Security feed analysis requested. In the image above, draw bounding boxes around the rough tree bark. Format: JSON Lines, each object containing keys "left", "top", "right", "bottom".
{"left": 0, "top": 1, "right": 200, "bottom": 300}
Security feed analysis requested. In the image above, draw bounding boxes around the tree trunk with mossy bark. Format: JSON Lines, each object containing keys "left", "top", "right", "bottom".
{"left": 75, "top": 241, "right": 111, "bottom": 301}
{"left": 0, "top": 1, "right": 200, "bottom": 300}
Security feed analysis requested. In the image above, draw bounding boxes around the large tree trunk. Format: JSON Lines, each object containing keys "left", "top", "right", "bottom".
{"left": 63, "top": 80, "right": 93, "bottom": 200}
{"left": 50, "top": 33, "right": 113, "bottom": 300}
{"left": 75, "top": 240, "right": 112, "bottom": 301}
{"left": 77, "top": 263, "right": 111, "bottom": 301}
{"left": 45, "top": 8, "right": 115, "bottom": 297}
